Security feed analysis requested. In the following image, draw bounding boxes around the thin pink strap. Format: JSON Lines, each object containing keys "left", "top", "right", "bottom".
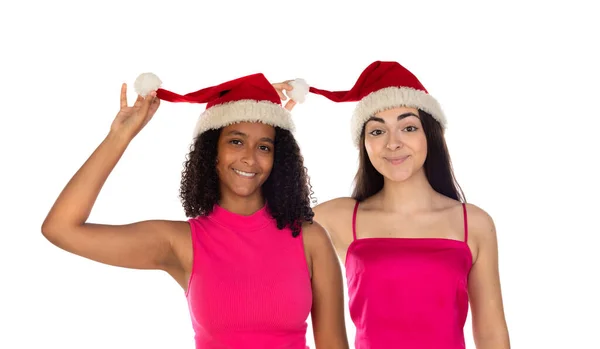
{"left": 462, "top": 203, "right": 469, "bottom": 243}
{"left": 352, "top": 200, "right": 359, "bottom": 241}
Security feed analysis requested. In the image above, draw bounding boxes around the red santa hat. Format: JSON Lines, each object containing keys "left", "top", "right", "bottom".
{"left": 308, "top": 61, "right": 446, "bottom": 147}
{"left": 133, "top": 72, "right": 309, "bottom": 138}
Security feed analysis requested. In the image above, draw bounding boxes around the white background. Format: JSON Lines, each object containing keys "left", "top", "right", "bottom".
{"left": 1, "top": 0, "right": 599, "bottom": 348}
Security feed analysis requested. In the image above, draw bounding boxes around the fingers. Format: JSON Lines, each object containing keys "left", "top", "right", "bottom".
{"left": 139, "top": 90, "right": 157, "bottom": 117}
{"left": 273, "top": 82, "right": 293, "bottom": 90}
{"left": 141, "top": 97, "right": 160, "bottom": 128}
{"left": 149, "top": 96, "right": 160, "bottom": 113}
{"left": 284, "top": 99, "right": 297, "bottom": 111}
{"left": 272, "top": 82, "right": 294, "bottom": 100}
{"left": 120, "top": 83, "right": 128, "bottom": 109}
{"left": 275, "top": 89, "right": 287, "bottom": 100}
{"left": 133, "top": 94, "right": 144, "bottom": 108}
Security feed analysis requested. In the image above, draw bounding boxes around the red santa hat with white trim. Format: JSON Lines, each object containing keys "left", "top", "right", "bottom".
{"left": 308, "top": 61, "right": 446, "bottom": 147}
{"left": 133, "top": 72, "right": 309, "bottom": 138}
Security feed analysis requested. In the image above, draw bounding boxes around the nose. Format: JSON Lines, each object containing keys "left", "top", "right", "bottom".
{"left": 240, "top": 147, "right": 256, "bottom": 166}
{"left": 386, "top": 131, "right": 403, "bottom": 151}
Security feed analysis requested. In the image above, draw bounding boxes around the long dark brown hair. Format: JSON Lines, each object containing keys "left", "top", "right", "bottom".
{"left": 351, "top": 110, "right": 465, "bottom": 202}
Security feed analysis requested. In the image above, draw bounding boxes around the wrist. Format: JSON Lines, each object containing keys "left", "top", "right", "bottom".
{"left": 105, "top": 130, "right": 133, "bottom": 149}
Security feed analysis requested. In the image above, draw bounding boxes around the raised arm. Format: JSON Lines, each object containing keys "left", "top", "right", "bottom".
{"left": 41, "top": 84, "right": 187, "bottom": 273}
{"left": 303, "top": 221, "right": 349, "bottom": 349}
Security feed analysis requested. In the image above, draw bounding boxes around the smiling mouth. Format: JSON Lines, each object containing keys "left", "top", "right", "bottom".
{"left": 233, "top": 168, "right": 257, "bottom": 178}
{"left": 384, "top": 156, "right": 409, "bottom": 165}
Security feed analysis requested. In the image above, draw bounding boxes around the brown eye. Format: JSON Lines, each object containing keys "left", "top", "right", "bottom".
{"left": 369, "top": 129, "right": 384, "bottom": 136}
{"left": 404, "top": 126, "right": 418, "bottom": 132}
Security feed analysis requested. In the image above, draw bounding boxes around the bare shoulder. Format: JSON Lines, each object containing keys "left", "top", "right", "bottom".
{"left": 301, "top": 220, "right": 340, "bottom": 263}
{"left": 301, "top": 220, "right": 333, "bottom": 250}
{"left": 134, "top": 219, "right": 191, "bottom": 245}
{"left": 168, "top": 219, "right": 193, "bottom": 247}
{"left": 464, "top": 203, "right": 497, "bottom": 242}
{"left": 300, "top": 221, "right": 341, "bottom": 282}
{"left": 156, "top": 219, "right": 193, "bottom": 270}
{"left": 147, "top": 219, "right": 190, "bottom": 231}
{"left": 313, "top": 197, "right": 356, "bottom": 229}
{"left": 163, "top": 219, "right": 192, "bottom": 240}
{"left": 313, "top": 197, "right": 356, "bottom": 216}
{"left": 312, "top": 197, "right": 356, "bottom": 247}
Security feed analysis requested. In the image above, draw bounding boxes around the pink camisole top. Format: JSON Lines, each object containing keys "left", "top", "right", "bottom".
{"left": 345, "top": 201, "right": 473, "bottom": 349}
{"left": 186, "top": 204, "right": 312, "bottom": 348}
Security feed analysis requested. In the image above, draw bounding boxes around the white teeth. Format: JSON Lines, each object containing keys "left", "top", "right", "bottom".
{"left": 233, "top": 169, "right": 256, "bottom": 177}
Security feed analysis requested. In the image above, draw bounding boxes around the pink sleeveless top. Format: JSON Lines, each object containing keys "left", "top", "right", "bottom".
{"left": 345, "top": 201, "right": 473, "bottom": 349}
{"left": 186, "top": 204, "right": 312, "bottom": 348}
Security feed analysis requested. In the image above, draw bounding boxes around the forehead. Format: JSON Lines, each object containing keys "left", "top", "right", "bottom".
{"left": 374, "top": 106, "right": 419, "bottom": 119}
{"left": 221, "top": 122, "right": 276, "bottom": 138}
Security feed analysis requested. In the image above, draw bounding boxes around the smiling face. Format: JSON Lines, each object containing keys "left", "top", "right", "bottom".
{"left": 363, "top": 106, "right": 428, "bottom": 182}
{"left": 216, "top": 122, "right": 276, "bottom": 200}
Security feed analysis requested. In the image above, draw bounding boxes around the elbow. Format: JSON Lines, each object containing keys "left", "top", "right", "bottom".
{"left": 41, "top": 216, "right": 70, "bottom": 245}
{"left": 41, "top": 217, "right": 53, "bottom": 236}
{"left": 41, "top": 219, "right": 59, "bottom": 243}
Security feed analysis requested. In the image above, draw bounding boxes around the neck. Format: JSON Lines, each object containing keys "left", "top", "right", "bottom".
{"left": 378, "top": 169, "right": 437, "bottom": 213}
{"left": 218, "top": 191, "right": 265, "bottom": 216}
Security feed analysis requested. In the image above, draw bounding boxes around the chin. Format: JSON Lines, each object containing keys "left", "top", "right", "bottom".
{"left": 374, "top": 163, "right": 414, "bottom": 183}
{"left": 383, "top": 171, "right": 413, "bottom": 182}
{"left": 230, "top": 185, "right": 262, "bottom": 198}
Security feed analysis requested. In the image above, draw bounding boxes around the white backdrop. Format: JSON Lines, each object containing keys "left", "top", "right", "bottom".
{"left": 2, "top": 1, "right": 599, "bottom": 348}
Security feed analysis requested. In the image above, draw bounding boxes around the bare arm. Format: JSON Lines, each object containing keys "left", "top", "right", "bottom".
{"left": 303, "top": 222, "right": 349, "bottom": 349}
{"left": 41, "top": 84, "right": 183, "bottom": 272}
{"left": 467, "top": 205, "right": 511, "bottom": 348}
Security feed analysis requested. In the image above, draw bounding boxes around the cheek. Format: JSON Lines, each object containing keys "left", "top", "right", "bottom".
{"left": 403, "top": 133, "right": 427, "bottom": 155}
{"left": 364, "top": 138, "right": 379, "bottom": 156}
{"left": 215, "top": 150, "right": 232, "bottom": 172}
{"left": 259, "top": 154, "right": 274, "bottom": 174}
{"left": 415, "top": 135, "right": 428, "bottom": 155}
{"left": 215, "top": 160, "right": 227, "bottom": 179}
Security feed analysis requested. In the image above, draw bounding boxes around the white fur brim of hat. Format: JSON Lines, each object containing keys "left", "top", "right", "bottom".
{"left": 351, "top": 86, "right": 447, "bottom": 147}
{"left": 193, "top": 100, "right": 295, "bottom": 138}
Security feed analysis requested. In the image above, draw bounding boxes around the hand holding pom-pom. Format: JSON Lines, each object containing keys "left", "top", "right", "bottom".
{"left": 287, "top": 79, "right": 309, "bottom": 104}
{"left": 134, "top": 72, "right": 162, "bottom": 97}
{"left": 110, "top": 82, "right": 161, "bottom": 141}
{"left": 272, "top": 78, "right": 309, "bottom": 111}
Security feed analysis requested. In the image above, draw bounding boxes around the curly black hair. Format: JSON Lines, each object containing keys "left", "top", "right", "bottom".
{"left": 179, "top": 126, "right": 314, "bottom": 237}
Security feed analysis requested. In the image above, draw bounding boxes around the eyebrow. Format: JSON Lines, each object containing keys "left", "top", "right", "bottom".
{"left": 367, "top": 112, "right": 419, "bottom": 124}
{"left": 226, "top": 130, "right": 274, "bottom": 144}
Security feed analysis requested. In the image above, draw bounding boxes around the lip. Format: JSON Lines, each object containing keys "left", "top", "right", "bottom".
{"left": 384, "top": 155, "right": 409, "bottom": 165}
{"left": 232, "top": 168, "right": 257, "bottom": 178}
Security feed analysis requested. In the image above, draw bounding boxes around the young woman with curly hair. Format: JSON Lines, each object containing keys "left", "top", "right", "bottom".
{"left": 41, "top": 72, "right": 349, "bottom": 349}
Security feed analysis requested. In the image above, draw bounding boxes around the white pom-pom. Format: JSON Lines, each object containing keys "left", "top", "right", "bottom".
{"left": 287, "top": 78, "right": 309, "bottom": 103}
{"left": 134, "top": 72, "right": 162, "bottom": 97}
